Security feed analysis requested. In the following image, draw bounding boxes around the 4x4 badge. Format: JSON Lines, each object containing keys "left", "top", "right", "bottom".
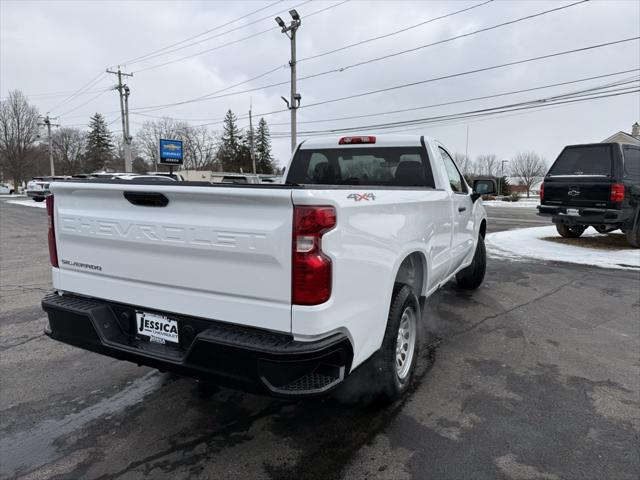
{"left": 347, "top": 193, "right": 376, "bottom": 201}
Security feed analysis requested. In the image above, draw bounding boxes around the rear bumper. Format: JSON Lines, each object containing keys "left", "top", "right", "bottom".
{"left": 537, "top": 205, "right": 627, "bottom": 226}
{"left": 42, "top": 292, "right": 353, "bottom": 397}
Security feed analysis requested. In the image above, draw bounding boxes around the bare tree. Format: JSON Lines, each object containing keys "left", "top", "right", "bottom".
{"left": 476, "top": 154, "right": 498, "bottom": 177}
{"left": 184, "top": 125, "right": 219, "bottom": 170}
{"left": 136, "top": 118, "right": 190, "bottom": 169}
{"left": 453, "top": 152, "right": 476, "bottom": 177}
{"left": 52, "top": 127, "right": 86, "bottom": 175}
{"left": 0, "top": 90, "right": 40, "bottom": 188}
{"left": 511, "top": 151, "right": 547, "bottom": 198}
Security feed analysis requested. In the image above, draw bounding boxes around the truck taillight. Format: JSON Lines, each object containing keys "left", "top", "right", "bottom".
{"left": 610, "top": 183, "right": 624, "bottom": 203}
{"left": 46, "top": 195, "right": 58, "bottom": 268}
{"left": 292, "top": 206, "right": 336, "bottom": 305}
{"left": 539, "top": 182, "right": 544, "bottom": 202}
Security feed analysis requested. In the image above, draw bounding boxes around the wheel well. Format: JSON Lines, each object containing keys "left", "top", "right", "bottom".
{"left": 394, "top": 252, "right": 425, "bottom": 296}
{"left": 479, "top": 219, "right": 487, "bottom": 238}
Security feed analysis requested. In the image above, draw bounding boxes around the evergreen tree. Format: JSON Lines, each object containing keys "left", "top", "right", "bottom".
{"left": 85, "top": 113, "right": 114, "bottom": 172}
{"left": 255, "top": 118, "right": 275, "bottom": 174}
{"left": 217, "top": 110, "right": 241, "bottom": 171}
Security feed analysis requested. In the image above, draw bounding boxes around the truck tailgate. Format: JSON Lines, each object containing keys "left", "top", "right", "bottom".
{"left": 544, "top": 177, "right": 614, "bottom": 208}
{"left": 50, "top": 182, "right": 293, "bottom": 333}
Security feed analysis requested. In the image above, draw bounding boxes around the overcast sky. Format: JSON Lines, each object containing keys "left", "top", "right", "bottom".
{"left": 1, "top": 0, "right": 639, "bottom": 168}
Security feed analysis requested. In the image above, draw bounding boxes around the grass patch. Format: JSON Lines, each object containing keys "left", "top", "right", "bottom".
{"left": 542, "top": 233, "right": 632, "bottom": 250}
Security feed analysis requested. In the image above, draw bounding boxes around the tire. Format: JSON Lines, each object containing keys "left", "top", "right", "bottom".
{"left": 372, "top": 284, "right": 420, "bottom": 402}
{"left": 626, "top": 222, "right": 640, "bottom": 248}
{"left": 33, "top": 197, "right": 45, "bottom": 202}
{"left": 556, "top": 223, "right": 586, "bottom": 238}
{"left": 455, "top": 235, "right": 487, "bottom": 290}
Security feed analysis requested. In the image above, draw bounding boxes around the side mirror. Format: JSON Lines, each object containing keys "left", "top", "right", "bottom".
{"left": 471, "top": 178, "right": 497, "bottom": 202}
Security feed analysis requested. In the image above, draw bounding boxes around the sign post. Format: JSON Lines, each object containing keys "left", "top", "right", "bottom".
{"left": 159, "top": 139, "right": 184, "bottom": 177}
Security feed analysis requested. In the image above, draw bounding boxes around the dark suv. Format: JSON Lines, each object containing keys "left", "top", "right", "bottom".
{"left": 537, "top": 142, "right": 640, "bottom": 247}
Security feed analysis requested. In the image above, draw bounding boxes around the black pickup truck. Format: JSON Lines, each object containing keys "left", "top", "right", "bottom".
{"left": 538, "top": 142, "right": 640, "bottom": 247}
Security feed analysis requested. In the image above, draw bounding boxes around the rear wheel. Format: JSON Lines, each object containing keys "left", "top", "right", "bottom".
{"left": 33, "top": 197, "right": 44, "bottom": 202}
{"left": 372, "top": 284, "right": 420, "bottom": 402}
{"left": 456, "top": 235, "right": 486, "bottom": 290}
{"left": 556, "top": 223, "right": 586, "bottom": 238}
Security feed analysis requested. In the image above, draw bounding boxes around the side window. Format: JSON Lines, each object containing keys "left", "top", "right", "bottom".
{"left": 438, "top": 147, "right": 467, "bottom": 193}
{"left": 623, "top": 147, "right": 640, "bottom": 181}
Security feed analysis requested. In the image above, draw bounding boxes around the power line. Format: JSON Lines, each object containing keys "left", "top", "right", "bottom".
{"left": 271, "top": 86, "right": 638, "bottom": 136}
{"left": 295, "top": 0, "right": 591, "bottom": 85}
{"left": 129, "top": 1, "right": 601, "bottom": 113}
{"left": 297, "top": 0, "right": 494, "bottom": 64}
{"left": 299, "top": 37, "right": 639, "bottom": 110}
{"left": 132, "top": 0, "right": 347, "bottom": 74}
{"left": 48, "top": 72, "right": 108, "bottom": 113}
{"left": 120, "top": 0, "right": 284, "bottom": 66}
{"left": 265, "top": 69, "right": 640, "bottom": 126}
{"left": 0, "top": 87, "right": 110, "bottom": 102}
{"left": 164, "top": 0, "right": 495, "bottom": 107}
{"left": 130, "top": 36, "right": 639, "bottom": 116}
{"left": 57, "top": 87, "right": 114, "bottom": 118}
{"left": 133, "top": 68, "right": 637, "bottom": 127}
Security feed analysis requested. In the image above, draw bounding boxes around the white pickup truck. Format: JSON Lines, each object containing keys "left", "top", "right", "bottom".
{"left": 42, "top": 135, "right": 495, "bottom": 400}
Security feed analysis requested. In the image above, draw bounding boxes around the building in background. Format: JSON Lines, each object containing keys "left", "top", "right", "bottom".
{"left": 602, "top": 122, "right": 640, "bottom": 145}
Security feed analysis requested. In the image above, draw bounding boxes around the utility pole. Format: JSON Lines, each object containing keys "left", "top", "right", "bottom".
{"left": 39, "top": 114, "right": 59, "bottom": 176}
{"left": 275, "top": 10, "right": 301, "bottom": 153}
{"left": 465, "top": 125, "right": 470, "bottom": 162}
{"left": 106, "top": 67, "right": 134, "bottom": 172}
{"left": 249, "top": 106, "right": 257, "bottom": 174}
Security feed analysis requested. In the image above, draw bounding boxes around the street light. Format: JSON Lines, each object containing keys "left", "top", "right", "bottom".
{"left": 275, "top": 10, "right": 302, "bottom": 152}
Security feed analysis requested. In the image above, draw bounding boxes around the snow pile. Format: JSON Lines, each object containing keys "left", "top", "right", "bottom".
{"left": 486, "top": 226, "right": 640, "bottom": 270}
{"left": 482, "top": 198, "right": 540, "bottom": 208}
{"left": 5, "top": 199, "right": 46, "bottom": 209}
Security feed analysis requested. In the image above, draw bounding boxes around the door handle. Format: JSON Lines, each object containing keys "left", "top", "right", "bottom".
{"left": 123, "top": 191, "right": 169, "bottom": 207}
{"left": 458, "top": 207, "right": 467, "bottom": 212}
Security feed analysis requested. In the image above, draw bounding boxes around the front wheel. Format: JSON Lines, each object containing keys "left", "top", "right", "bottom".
{"left": 456, "top": 235, "right": 487, "bottom": 290}
{"left": 33, "top": 197, "right": 45, "bottom": 202}
{"left": 372, "top": 284, "right": 420, "bottom": 402}
{"left": 556, "top": 223, "right": 585, "bottom": 238}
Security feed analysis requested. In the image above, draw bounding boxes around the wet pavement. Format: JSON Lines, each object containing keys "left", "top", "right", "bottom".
{"left": 1, "top": 199, "right": 638, "bottom": 479}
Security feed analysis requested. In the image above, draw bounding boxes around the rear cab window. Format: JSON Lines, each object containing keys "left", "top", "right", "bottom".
{"left": 548, "top": 145, "right": 613, "bottom": 177}
{"left": 287, "top": 147, "right": 435, "bottom": 187}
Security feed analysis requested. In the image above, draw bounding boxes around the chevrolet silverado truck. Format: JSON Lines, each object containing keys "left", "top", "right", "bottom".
{"left": 41, "top": 135, "right": 495, "bottom": 400}
{"left": 538, "top": 142, "right": 640, "bottom": 247}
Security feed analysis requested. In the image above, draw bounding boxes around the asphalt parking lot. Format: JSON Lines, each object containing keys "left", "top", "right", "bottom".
{"left": 1, "top": 198, "right": 638, "bottom": 480}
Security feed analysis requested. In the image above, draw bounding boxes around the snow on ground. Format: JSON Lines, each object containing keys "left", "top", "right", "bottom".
{"left": 5, "top": 199, "right": 46, "bottom": 209}
{"left": 482, "top": 198, "right": 540, "bottom": 208}
{"left": 486, "top": 225, "right": 640, "bottom": 270}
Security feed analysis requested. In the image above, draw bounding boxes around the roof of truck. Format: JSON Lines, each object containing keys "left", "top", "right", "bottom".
{"left": 300, "top": 134, "right": 429, "bottom": 149}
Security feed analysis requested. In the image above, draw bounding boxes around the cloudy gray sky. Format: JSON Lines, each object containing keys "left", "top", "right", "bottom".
{"left": 2, "top": 0, "right": 639, "bottom": 168}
